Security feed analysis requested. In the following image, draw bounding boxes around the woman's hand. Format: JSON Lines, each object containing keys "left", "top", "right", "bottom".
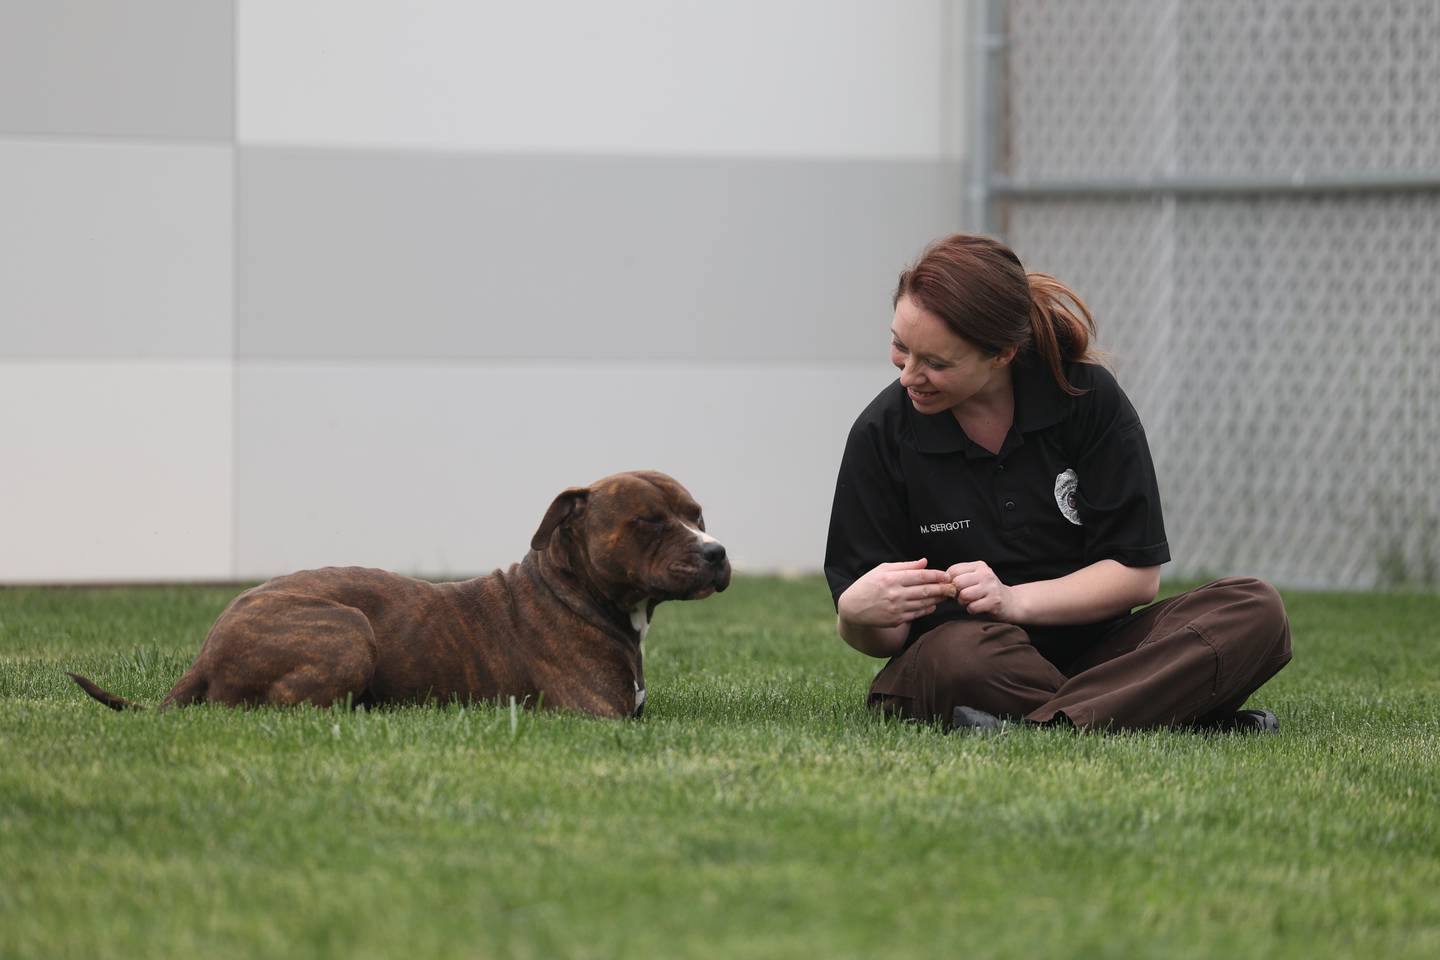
{"left": 838, "top": 559, "right": 956, "bottom": 628}
{"left": 947, "top": 560, "right": 1023, "bottom": 621}
{"left": 946, "top": 559, "right": 1160, "bottom": 626}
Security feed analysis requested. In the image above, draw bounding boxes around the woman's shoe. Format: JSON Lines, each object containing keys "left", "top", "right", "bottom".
{"left": 1212, "top": 708, "right": 1280, "bottom": 733}
{"left": 951, "top": 706, "right": 1002, "bottom": 731}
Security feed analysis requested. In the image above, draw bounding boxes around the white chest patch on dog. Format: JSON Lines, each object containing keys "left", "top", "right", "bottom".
{"left": 630, "top": 603, "right": 650, "bottom": 644}
{"left": 630, "top": 605, "right": 649, "bottom": 717}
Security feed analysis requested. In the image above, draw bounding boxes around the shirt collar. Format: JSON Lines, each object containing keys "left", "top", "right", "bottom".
{"left": 909, "top": 351, "right": 1067, "bottom": 455}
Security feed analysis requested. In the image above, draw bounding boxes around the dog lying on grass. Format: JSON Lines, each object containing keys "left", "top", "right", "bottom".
{"left": 70, "top": 470, "right": 730, "bottom": 718}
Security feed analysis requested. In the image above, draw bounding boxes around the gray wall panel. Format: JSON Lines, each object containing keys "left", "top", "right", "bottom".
{"left": 237, "top": 149, "right": 963, "bottom": 362}
{"left": 0, "top": 0, "right": 233, "bottom": 139}
{"left": 0, "top": 140, "right": 232, "bottom": 359}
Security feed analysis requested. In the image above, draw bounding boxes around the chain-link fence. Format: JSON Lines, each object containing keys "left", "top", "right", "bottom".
{"left": 982, "top": 0, "right": 1440, "bottom": 588}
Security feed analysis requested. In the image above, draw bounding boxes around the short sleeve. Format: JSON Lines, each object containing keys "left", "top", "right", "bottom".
{"left": 1068, "top": 365, "right": 1171, "bottom": 568}
{"left": 824, "top": 411, "right": 914, "bottom": 607}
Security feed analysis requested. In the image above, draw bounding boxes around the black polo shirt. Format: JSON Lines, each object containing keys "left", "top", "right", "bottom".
{"left": 824, "top": 352, "right": 1169, "bottom": 643}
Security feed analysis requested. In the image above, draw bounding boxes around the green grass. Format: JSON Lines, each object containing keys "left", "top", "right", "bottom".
{"left": 2, "top": 576, "right": 1438, "bottom": 959}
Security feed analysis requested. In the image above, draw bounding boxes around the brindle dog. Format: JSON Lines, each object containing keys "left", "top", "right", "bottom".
{"left": 70, "top": 471, "right": 730, "bottom": 718}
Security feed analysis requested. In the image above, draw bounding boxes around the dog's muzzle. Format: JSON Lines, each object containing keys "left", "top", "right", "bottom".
{"left": 700, "top": 541, "right": 732, "bottom": 592}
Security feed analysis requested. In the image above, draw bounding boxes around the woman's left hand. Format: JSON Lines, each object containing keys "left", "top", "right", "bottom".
{"left": 947, "top": 561, "right": 1023, "bottom": 621}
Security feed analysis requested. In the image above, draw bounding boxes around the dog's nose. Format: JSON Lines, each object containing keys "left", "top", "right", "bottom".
{"left": 701, "top": 541, "right": 727, "bottom": 566}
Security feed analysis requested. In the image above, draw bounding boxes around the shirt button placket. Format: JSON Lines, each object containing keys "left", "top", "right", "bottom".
{"left": 996, "top": 461, "right": 1020, "bottom": 527}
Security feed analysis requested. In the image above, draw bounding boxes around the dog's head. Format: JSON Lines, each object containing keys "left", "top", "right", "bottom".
{"left": 530, "top": 470, "right": 731, "bottom": 605}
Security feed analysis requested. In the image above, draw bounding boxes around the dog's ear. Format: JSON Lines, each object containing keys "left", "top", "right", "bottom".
{"left": 531, "top": 487, "right": 589, "bottom": 550}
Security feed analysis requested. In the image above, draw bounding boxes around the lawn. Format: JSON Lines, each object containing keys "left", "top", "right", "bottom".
{"left": 1, "top": 576, "right": 1437, "bottom": 959}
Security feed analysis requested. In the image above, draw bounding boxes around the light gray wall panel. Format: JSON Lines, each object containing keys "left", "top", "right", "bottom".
{"left": 0, "top": 140, "right": 232, "bottom": 359}
{"left": 0, "top": 362, "right": 233, "bottom": 583}
{"left": 233, "top": 361, "right": 892, "bottom": 578}
{"left": 238, "top": 0, "right": 956, "bottom": 159}
{"left": 237, "top": 149, "right": 964, "bottom": 363}
{"left": 0, "top": 0, "right": 233, "bottom": 139}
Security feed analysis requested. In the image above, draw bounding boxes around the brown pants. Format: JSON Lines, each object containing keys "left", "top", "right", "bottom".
{"left": 868, "top": 577, "right": 1292, "bottom": 730}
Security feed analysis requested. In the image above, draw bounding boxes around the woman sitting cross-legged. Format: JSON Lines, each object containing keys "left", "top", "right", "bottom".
{"left": 825, "top": 234, "right": 1291, "bottom": 732}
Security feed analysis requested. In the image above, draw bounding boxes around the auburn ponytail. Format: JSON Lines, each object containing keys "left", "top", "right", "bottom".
{"left": 1025, "top": 272, "right": 1099, "bottom": 396}
{"left": 894, "top": 234, "right": 1101, "bottom": 396}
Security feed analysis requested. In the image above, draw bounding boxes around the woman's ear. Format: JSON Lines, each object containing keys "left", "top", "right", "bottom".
{"left": 992, "top": 344, "right": 1021, "bottom": 368}
{"left": 530, "top": 487, "right": 589, "bottom": 550}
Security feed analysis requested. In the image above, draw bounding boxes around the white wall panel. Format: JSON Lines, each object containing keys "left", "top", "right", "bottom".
{"left": 0, "top": 139, "right": 232, "bottom": 359}
{"left": 238, "top": 0, "right": 961, "bottom": 159}
{"left": 0, "top": 363, "right": 233, "bottom": 582}
{"left": 234, "top": 361, "right": 893, "bottom": 578}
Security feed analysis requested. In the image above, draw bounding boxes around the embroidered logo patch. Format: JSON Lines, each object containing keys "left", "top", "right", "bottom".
{"left": 1054, "top": 468, "right": 1082, "bottom": 525}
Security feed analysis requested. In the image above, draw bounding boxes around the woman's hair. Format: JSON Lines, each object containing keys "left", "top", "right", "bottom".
{"left": 893, "top": 234, "right": 1099, "bottom": 395}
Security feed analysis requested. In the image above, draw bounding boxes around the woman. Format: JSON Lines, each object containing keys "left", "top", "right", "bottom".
{"left": 824, "top": 234, "right": 1291, "bottom": 731}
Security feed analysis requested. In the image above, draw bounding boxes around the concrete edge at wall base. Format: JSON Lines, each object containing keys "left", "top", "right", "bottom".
{"left": 0, "top": 570, "right": 1400, "bottom": 593}
{"left": 0, "top": 565, "right": 817, "bottom": 589}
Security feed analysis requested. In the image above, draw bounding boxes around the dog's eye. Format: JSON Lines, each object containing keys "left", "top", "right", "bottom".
{"left": 633, "top": 515, "right": 666, "bottom": 528}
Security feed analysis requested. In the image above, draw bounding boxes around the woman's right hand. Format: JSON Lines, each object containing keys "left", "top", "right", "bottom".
{"left": 837, "top": 558, "right": 957, "bottom": 628}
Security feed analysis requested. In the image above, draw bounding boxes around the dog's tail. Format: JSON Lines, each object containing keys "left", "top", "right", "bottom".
{"left": 67, "top": 673, "right": 147, "bottom": 711}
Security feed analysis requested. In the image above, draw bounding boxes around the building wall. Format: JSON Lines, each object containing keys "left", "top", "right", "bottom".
{"left": 0, "top": 1, "right": 236, "bottom": 582}
{"left": 1, "top": 0, "right": 970, "bottom": 582}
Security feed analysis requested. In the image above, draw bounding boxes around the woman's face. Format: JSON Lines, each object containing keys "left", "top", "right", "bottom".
{"left": 889, "top": 295, "right": 1013, "bottom": 414}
